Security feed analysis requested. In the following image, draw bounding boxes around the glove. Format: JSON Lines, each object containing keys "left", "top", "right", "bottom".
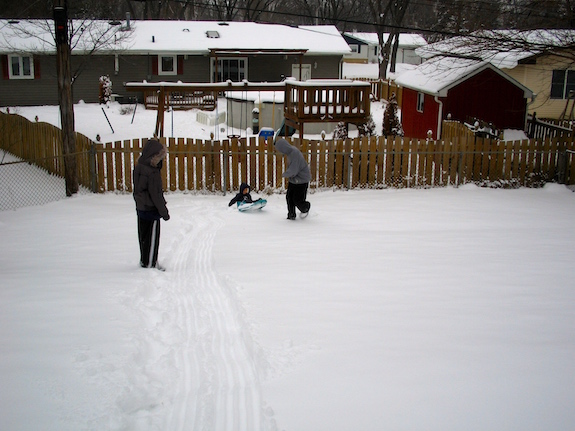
{"left": 163, "top": 214, "right": 170, "bottom": 221}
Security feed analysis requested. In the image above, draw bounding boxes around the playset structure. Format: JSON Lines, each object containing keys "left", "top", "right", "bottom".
{"left": 125, "top": 79, "right": 372, "bottom": 139}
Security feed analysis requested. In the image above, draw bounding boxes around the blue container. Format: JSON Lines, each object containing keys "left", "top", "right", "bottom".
{"left": 258, "top": 127, "right": 275, "bottom": 139}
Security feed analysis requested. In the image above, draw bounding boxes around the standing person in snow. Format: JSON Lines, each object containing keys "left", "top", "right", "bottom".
{"left": 274, "top": 138, "right": 311, "bottom": 220}
{"left": 133, "top": 138, "right": 170, "bottom": 270}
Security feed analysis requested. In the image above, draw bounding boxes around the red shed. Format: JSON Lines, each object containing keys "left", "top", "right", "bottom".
{"left": 394, "top": 57, "right": 533, "bottom": 139}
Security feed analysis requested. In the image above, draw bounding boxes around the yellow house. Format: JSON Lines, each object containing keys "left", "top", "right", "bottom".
{"left": 502, "top": 54, "right": 575, "bottom": 120}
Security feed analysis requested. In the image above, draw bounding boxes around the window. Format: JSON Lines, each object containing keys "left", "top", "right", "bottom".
{"left": 212, "top": 58, "right": 247, "bottom": 82}
{"left": 158, "top": 55, "right": 177, "bottom": 75}
{"left": 551, "top": 69, "right": 575, "bottom": 99}
{"left": 350, "top": 44, "right": 359, "bottom": 54}
{"left": 417, "top": 92, "right": 424, "bottom": 112}
{"left": 8, "top": 55, "right": 34, "bottom": 79}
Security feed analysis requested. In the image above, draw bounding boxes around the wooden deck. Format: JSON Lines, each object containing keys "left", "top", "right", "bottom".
{"left": 283, "top": 80, "right": 371, "bottom": 137}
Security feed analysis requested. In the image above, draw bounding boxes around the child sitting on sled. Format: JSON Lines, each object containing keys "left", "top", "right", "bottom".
{"left": 228, "top": 183, "right": 267, "bottom": 211}
{"left": 228, "top": 182, "right": 257, "bottom": 206}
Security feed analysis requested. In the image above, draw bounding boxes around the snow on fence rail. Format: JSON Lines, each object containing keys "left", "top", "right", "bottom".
{"left": 2, "top": 111, "right": 575, "bottom": 194}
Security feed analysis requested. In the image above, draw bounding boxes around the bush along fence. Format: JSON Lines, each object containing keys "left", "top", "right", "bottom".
{"left": 2, "top": 110, "right": 575, "bottom": 195}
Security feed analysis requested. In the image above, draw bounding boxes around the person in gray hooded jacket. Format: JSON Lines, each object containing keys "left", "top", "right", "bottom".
{"left": 274, "top": 138, "right": 311, "bottom": 219}
{"left": 133, "top": 138, "right": 170, "bottom": 269}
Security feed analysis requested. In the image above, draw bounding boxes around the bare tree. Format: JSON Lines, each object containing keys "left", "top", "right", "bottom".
{"left": 1, "top": 18, "right": 132, "bottom": 83}
{"left": 207, "top": 0, "right": 242, "bottom": 21}
{"left": 0, "top": 16, "right": 133, "bottom": 195}
{"left": 420, "top": 29, "right": 575, "bottom": 66}
{"left": 366, "top": 0, "right": 411, "bottom": 79}
{"left": 287, "top": 0, "right": 360, "bottom": 26}
{"left": 242, "top": 0, "right": 276, "bottom": 21}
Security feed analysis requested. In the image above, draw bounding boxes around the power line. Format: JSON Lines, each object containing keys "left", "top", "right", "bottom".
{"left": 162, "top": 0, "right": 573, "bottom": 37}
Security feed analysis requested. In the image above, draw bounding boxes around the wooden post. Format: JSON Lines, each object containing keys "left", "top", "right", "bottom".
{"left": 155, "top": 86, "right": 166, "bottom": 137}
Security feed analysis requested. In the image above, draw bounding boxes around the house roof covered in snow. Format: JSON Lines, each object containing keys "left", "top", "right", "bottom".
{"left": 394, "top": 56, "right": 533, "bottom": 98}
{"left": 416, "top": 29, "right": 575, "bottom": 69}
{"left": 0, "top": 19, "right": 351, "bottom": 56}
{"left": 344, "top": 32, "right": 427, "bottom": 48}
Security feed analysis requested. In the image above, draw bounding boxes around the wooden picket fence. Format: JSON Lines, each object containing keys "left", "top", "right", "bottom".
{"left": 36, "top": 134, "right": 575, "bottom": 193}
{"left": 2, "top": 111, "right": 575, "bottom": 194}
{"left": 0, "top": 111, "right": 94, "bottom": 189}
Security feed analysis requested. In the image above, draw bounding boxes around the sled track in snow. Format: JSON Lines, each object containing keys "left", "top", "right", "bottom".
{"left": 166, "top": 202, "right": 268, "bottom": 431}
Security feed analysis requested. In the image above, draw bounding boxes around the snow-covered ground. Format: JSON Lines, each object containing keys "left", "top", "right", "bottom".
{"left": 1, "top": 183, "right": 575, "bottom": 431}
{"left": 1, "top": 101, "right": 571, "bottom": 430}
{"left": 2, "top": 97, "right": 525, "bottom": 145}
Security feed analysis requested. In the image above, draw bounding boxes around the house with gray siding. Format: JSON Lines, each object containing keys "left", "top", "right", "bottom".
{"left": 0, "top": 20, "right": 351, "bottom": 107}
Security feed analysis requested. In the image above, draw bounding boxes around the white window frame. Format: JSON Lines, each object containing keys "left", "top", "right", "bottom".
{"left": 158, "top": 54, "right": 177, "bottom": 76}
{"left": 8, "top": 54, "right": 34, "bottom": 80}
{"left": 550, "top": 69, "right": 575, "bottom": 99}
{"left": 211, "top": 57, "right": 247, "bottom": 82}
{"left": 417, "top": 92, "right": 425, "bottom": 113}
{"left": 292, "top": 64, "right": 312, "bottom": 81}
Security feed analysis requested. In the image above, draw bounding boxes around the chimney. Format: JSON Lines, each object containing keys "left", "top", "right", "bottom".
{"left": 125, "top": 12, "right": 131, "bottom": 30}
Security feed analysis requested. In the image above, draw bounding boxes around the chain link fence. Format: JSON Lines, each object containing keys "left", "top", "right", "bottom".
{"left": 0, "top": 151, "right": 89, "bottom": 211}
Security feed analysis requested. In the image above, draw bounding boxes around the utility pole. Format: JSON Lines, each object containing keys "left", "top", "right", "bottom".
{"left": 54, "top": 0, "right": 78, "bottom": 196}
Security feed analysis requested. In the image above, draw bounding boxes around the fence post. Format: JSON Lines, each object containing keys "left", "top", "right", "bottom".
{"left": 457, "top": 151, "right": 463, "bottom": 188}
{"left": 223, "top": 142, "right": 229, "bottom": 195}
{"left": 347, "top": 152, "right": 353, "bottom": 190}
{"left": 557, "top": 149, "right": 567, "bottom": 184}
{"left": 89, "top": 142, "right": 97, "bottom": 193}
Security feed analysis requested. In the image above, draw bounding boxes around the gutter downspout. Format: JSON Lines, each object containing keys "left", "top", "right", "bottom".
{"left": 434, "top": 95, "right": 443, "bottom": 140}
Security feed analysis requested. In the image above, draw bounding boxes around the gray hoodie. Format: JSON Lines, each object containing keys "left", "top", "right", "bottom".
{"left": 274, "top": 138, "right": 311, "bottom": 184}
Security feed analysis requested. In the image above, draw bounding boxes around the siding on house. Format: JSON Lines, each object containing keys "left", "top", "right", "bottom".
{"left": 401, "top": 89, "right": 441, "bottom": 139}
{"left": 1, "top": 53, "right": 342, "bottom": 106}
{"left": 249, "top": 55, "right": 335, "bottom": 82}
{"left": 440, "top": 68, "right": 527, "bottom": 130}
{"left": 503, "top": 54, "right": 573, "bottom": 120}
{"left": 2, "top": 54, "right": 345, "bottom": 106}
{"left": 1, "top": 54, "right": 58, "bottom": 106}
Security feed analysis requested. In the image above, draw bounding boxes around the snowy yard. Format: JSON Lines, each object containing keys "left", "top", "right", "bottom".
{"left": 1, "top": 101, "right": 573, "bottom": 430}
{"left": 1, "top": 183, "right": 575, "bottom": 430}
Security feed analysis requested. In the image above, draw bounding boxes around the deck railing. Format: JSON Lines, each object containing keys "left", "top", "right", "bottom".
{"left": 142, "top": 90, "right": 217, "bottom": 111}
{"left": 284, "top": 81, "right": 371, "bottom": 127}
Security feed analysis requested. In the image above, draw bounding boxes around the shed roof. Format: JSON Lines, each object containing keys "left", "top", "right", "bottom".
{"left": 394, "top": 56, "right": 533, "bottom": 98}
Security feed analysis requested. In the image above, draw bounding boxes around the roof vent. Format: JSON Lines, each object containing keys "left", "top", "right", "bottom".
{"left": 206, "top": 30, "right": 220, "bottom": 38}
{"left": 218, "top": 22, "right": 229, "bottom": 26}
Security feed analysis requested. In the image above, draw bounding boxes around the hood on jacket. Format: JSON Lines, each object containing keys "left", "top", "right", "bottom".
{"left": 139, "top": 139, "right": 167, "bottom": 167}
{"left": 274, "top": 138, "right": 294, "bottom": 156}
{"left": 239, "top": 182, "right": 251, "bottom": 195}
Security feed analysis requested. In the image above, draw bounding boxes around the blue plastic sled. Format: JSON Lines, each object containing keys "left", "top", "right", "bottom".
{"left": 237, "top": 199, "right": 267, "bottom": 212}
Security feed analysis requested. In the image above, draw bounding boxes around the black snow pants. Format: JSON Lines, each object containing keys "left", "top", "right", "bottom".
{"left": 138, "top": 216, "right": 161, "bottom": 268}
{"left": 286, "top": 182, "right": 310, "bottom": 218}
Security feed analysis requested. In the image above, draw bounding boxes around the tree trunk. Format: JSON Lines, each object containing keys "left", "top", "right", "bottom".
{"left": 55, "top": 2, "right": 78, "bottom": 196}
{"left": 390, "top": 33, "right": 400, "bottom": 73}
